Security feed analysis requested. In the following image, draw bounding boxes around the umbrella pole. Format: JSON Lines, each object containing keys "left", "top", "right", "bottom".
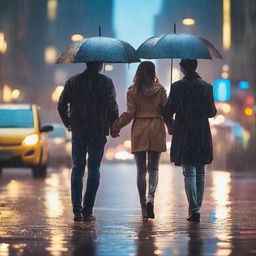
{"left": 170, "top": 58, "right": 173, "bottom": 85}
{"left": 170, "top": 23, "right": 176, "bottom": 85}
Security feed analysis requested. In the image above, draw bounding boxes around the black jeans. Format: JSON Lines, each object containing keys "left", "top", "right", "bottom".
{"left": 71, "top": 132, "right": 106, "bottom": 214}
{"left": 134, "top": 151, "right": 161, "bottom": 205}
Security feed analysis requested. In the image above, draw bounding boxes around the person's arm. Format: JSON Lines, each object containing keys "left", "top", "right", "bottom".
{"left": 57, "top": 80, "right": 71, "bottom": 130}
{"left": 206, "top": 85, "right": 217, "bottom": 118}
{"left": 163, "top": 83, "right": 178, "bottom": 135}
{"left": 160, "top": 87, "right": 168, "bottom": 109}
{"left": 160, "top": 88, "right": 173, "bottom": 133}
{"left": 106, "top": 78, "right": 119, "bottom": 127}
{"left": 111, "top": 89, "right": 136, "bottom": 132}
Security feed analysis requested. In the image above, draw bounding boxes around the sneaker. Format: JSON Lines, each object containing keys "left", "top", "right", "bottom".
{"left": 83, "top": 214, "right": 96, "bottom": 222}
{"left": 187, "top": 213, "right": 200, "bottom": 222}
{"left": 73, "top": 212, "right": 83, "bottom": 221}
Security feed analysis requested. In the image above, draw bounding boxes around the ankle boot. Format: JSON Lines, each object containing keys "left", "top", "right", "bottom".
{"left": 141, "top": 203, "right": 148, "bottom": 219}
{"left": 146, "top": 195, "right": 155, "bottom": 219}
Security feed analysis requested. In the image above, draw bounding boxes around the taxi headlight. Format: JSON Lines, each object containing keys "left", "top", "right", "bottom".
{"left": 22, "top": 134, "right": 39, "bottom": 145}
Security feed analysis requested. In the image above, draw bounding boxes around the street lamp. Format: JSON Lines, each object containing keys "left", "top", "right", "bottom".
{"left": 223, "top": 0, "right": 231, "bottom": 50}
{"left": 47, "top": 0, "right": 57, "bottom": 21}
{"left": 105, "top": 65, "right": 113, "bottom": 71}
{"left": 3, "top": 84, "right": 12, "bottom": 103}
{"left": 44, "top": 46, "right": 57, "bottom": 64}
{"left": 71, "top": 34, "right": 84, "bottom": 42}
{"left": 0, "top": 32, "right": 7, "bottom": 54}
{"left": 11, "top": 89, "right": 20, "bottom": 100}
{"left": 244, "top": 107, "right": 253, "bottom": 116}
{"left": 182, "top": 18, "right": 196, "bottom": 26}
{"left": 52, "top": 85, "right": 64, "bottom": 102}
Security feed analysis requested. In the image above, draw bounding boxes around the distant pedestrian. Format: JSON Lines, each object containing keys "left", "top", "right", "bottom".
{"left": 58, "top": 62, "right": 119, "bottom": 221}
{"left": 111, "top": 61, "right": 169, "bottom": 219}
{"left": 164, "top": 59, "right": 217, "bottom": 222}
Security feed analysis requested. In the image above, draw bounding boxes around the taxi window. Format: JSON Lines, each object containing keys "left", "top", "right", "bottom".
{"left": 0, "top": 109, "right": 34, "bottom": 128}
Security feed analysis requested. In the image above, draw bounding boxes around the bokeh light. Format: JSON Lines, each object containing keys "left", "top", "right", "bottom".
{"left": 105, "top": 64, "right": 114, "bottom": 71}
{"left": 47, "top": 0, "right": 58, "bottom": 21}
{"left": 182, "top": 18, "right": 196, "bottom": 26}
{"left": 52, "top": 85, "right": 64, "bottom": 102}
{"left": 71, "top": 34, "right": 84, "bottom": 42}
{"left": 244, "top": 107, "right": 253, "bottom": 116}
{"left": 45, "top": 46, "right": 57, "bottom": 64}
{"left": 11, "top": 89, "right": 20, "bottom": 99}
{"left": 222, "top": 103, "right": 231, "bottom": 113}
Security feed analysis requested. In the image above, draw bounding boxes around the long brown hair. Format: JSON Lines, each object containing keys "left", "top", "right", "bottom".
{"left": 133, "top": 61, "right": 159, "bottom": 93}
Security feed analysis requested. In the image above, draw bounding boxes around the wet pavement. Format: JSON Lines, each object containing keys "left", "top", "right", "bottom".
{"left": 0, "top": 163, "right": 256, "bottom": 256}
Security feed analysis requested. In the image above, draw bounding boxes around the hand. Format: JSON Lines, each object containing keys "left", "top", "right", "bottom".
{"left": 111, "top": 130, "right": 120, "bottom": 138}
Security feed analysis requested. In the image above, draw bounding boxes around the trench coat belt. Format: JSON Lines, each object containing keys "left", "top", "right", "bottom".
{"left": 136, "top": 114, "right": 162, "bottom": 119}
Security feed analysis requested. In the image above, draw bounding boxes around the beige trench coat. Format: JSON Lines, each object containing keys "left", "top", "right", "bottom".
{"left": 112, "top": 83, "right": 167, "bottom": 153}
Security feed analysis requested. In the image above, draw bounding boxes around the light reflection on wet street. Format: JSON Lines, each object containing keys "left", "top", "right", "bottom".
{"left": 0, "top": 163, "right": 256, "bottom": 256}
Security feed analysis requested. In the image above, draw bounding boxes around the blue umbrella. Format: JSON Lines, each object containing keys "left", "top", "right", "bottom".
{"left": 136, "top": 32, "right": 222, "bottom": 83}
{"left": 56, "top": 36, "right": 140, "bottom": 64}
{"left": 136, "top": 33, "right": 222, "bottom": 60}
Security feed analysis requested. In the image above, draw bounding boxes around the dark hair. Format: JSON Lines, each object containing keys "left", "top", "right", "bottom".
{"left": 133, "top": 61, "right": 159, "bottom": 93}
{"left": 86, "top": 62, "right": 103, "bottom": 75}
{"left": 180, "top": 59, "right": 198, "bottom": 74}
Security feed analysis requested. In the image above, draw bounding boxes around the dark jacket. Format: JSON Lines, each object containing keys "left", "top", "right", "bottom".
{"left": 164, "top": 72, "right": 217, "bottom": 166}
{"left": 58, "top": 71, "right": 119, "bottom": 137}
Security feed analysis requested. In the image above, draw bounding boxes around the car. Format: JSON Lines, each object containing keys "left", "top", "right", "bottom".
{"left": 47, "top": 123, "right": 72, "bottom": 167}
{"left": 0, "top": 104, "right": 53, "bottom": 177}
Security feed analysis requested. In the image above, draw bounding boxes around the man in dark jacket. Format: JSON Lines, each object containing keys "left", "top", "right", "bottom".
{"left": 164, "top": 59, "right": 217, "bottom": 222}
{"left": 58, "top": 62, "right": 119, "bottom": 221}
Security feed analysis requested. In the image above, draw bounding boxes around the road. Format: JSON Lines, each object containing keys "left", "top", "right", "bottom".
{"left": 0, "top": 163, "right": 256, "bottom": 256}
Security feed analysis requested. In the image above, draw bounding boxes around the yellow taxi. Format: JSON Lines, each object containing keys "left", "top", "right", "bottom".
{"left": 0, "top": 104, "right": 53, "bottom": 177}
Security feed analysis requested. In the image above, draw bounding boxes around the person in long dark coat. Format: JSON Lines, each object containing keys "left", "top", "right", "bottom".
{"left": 164, "top": 59, "right": 217, "bottom": 222}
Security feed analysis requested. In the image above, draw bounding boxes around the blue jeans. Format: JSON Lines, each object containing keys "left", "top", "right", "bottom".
{"left": 182, "top": 164, "right": 205, "bottom": 215}
{"left": 134, "top": 151, "right": 161, "bottom": 205}
{"left": 71, "top": 133, "right": 106, "bottom": 214}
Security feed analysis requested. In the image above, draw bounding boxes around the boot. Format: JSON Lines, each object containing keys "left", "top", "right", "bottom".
{"left": 141, "top": 203, "right": 148, "bottom": 219}
{"left": 146, "top": 195, "right": 155, "bottom": 219}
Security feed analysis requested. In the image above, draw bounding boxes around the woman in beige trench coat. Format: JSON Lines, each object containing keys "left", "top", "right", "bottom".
{"left": 111, "top": 61, "right": 168, "bottom": 219}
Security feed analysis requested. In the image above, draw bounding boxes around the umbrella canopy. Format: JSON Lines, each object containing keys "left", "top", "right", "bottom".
{"left": 136, "top": 33, "right": 222, "bottom": 60}
{"left": 56, "top": 36, "right": 140, "bottom": 64}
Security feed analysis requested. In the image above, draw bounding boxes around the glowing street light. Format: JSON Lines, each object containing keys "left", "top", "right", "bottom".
{"left": 123, "top": 140, "right": 131, "bottom": 148}
{"left": 47, "top": 0, "right": 58, "bottom": 21}
{"left": 71, "top": 34, "right": 84, "bottom": 42}
{"left": 52, "top": 85, "right": 64, "bottom": 102}
{"left": 0, "top": 32, "right": 7, "bottom": 54}
{"left": 3, "top": 84, "right": 12, "bottom": 103}
{"left": 45, "top": 46, "right": 57, "bottom": 64}
{"left": 222, "top": 103, "right": 231, "bottom": 113}
{"left": 172, "top": 68, "right": 181, "bottom": 82}
{"left": 105, "top": 65, "right": 114, "bottom": 71}
{"left": 244, "top": 107, "right": 253, "bottom": 116}
{"left": 221, "top": 72, "right": 229, "bottom": 79}
{"left": 11, "top": 89, "right": 20, "bottom": 99}
{"left": 222, "top": 64, "right": 229, "bottom": 72}
{"left": 182, "top": 18, "right": 196, "bottom": 26}
{"left": 223, "top": 0, "right": 231, "bottom": 50}
{"left": 214, "top": 114, "right": 226, "bottom": 125}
